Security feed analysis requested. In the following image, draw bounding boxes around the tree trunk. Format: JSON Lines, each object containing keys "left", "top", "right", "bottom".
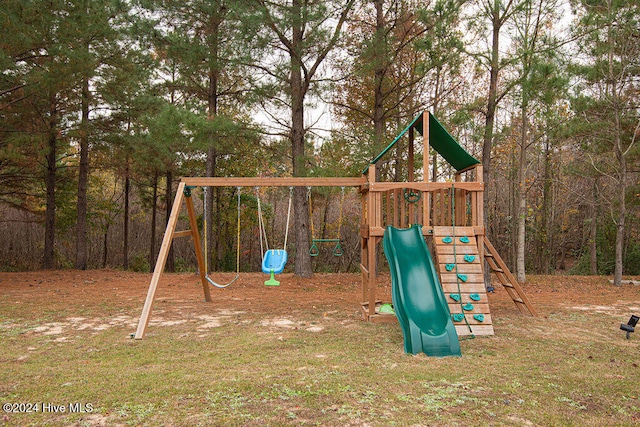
{"left": 613, "top": 162, "right": 625, "bottom": 286}
{"left": 516, "top": 142, "right": 527, "bottom": 282}
{"left": 516, "top": 102, "right": 529, "bottom": 283}
{"left": 215, "top": 187, "right": 223, "bottom": 269}
{"left": 43, "top": 96, "right": 58, "bottom": 269}
{"left": 293, "top": 186, "right": 312, "bottom": 277}
{"left": 290, "top": 0, "right": 312, "bottom": 277}
{"left": 540, "top": 133, "right": 552, "bottom": 274}
{"left": 206, "top": 10, "right": 220, "bottom": 272}
{"left": 613, "top": 126, "right": 625, "bottom": 286}
{"left": 321, "top": 195, "right": 329, "bottom": 239}
{"left": 482, "top": 0, "right": 502, "bottom": 290}
{"left": 102, "top": 226, "right": 109, "bottom": 268}
{"left": 509, "top": 145, "right": 517, "bottom": 270}
{"left": 372, "top": 0, "right": 386, "bottom": 152}
{"left": 206, "top": 148, "right": 216, "bottom": 271}
{"left": 75, "top": 75, "right": 90, "bottom": 270}
{"left": 149, "top": 171, "right": 158, "bottom": 273}
{"left": 291, "top": 97, "right": 312, "bottom": 277}
{"left": 123, "top": 159, "right": 130, "bottom": 270}
{"left": 610, "top": 25, "right": 624, "bottom": 287}
{"left": 589, "top": 177, "right": 598, "bottom": 275}
{"left": 482, "top": 0, "right": 501, "bottom": 211}
{"left": 165, "top": 170, "right": 175, "bottom": 273}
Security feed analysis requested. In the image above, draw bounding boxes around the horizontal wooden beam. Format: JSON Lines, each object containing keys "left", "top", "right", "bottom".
{"left": 181, "top": 177, "right": 366, "bottom": 188}
{"left": 455, "top": 163, "right": 483, "bottom": 175}
{"left": 368, "top": 182, "right": 483, "bottom": 192}
{"left": 172, "top": 230, "right": 193, "bottom": 239}
{"left": 365, "top": 225, "right": 485, "bottom": 237}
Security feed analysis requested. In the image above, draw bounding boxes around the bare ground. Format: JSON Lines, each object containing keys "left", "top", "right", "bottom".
{"left": 1, "top": 270, "right": 639, "bottom": 339}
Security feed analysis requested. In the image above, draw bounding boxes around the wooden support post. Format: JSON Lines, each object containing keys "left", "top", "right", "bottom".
{"left": 476, "top": 165, "right": 485, "bottom": 260}
{"left": 134, "top": 182, "right": 186, "bottom": 339}
{"left": 423, "top": 189, "right": 430, "bottom": 227}
{"left": 361, "top": 237, "right": 369, "bottom": 303}
{"left": 393, "top": 189, "right": 399, "bottom": 227}
{"left": 475, "top": 165, "right": 484, "bottom": 225}
{"left": 184, "top": 188, "right": 211, "bottom": 303}
{"left": 361, "top": 185, "right": 369, "bottom": 306}
{"left": 367, "top": 235, "right": 377, "bottom": 317}
{"left": 423, "top": 112, "right": 430, "bottom": 181}
{"left": 408, "top": 126, "right": 415, "bottom": 181}
{"left": 452, "top": 174, "right": 464, "bottom": 226}
{"left": 367, "top": 165, "right": 377, "bottom": 317}
{"left": 361, "top": 172, "right": 369, "bottom": 310}
{"left": 408, "top": 125, "right": 415, "bottom": 225}
{"left": 385, "top": 191, "right": 391, "bottom": 227}
{"left": 400, "top": 193, "right": 407, "bottom": 227}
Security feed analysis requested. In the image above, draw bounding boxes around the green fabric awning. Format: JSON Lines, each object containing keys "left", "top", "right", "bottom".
{"left": 364, "top": 112, "right": 479, "bottom": 174}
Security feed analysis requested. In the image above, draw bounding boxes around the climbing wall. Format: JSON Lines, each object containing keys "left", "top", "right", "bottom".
{"left": 432, "top": 226, "right": 494, "bottom": 336}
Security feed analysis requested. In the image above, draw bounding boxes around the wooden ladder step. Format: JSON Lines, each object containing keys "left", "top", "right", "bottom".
{"left": 172, "top": 230, "right": 193, "bottom": 239}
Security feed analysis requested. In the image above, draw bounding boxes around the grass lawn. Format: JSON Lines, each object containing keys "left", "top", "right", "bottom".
{"left": 1, "top": 271, "right": 639, "bottom": 426}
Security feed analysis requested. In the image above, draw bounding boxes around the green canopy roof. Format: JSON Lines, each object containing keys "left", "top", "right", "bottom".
{"left": 364, "top": 112, "right": 479, "bottom": 174}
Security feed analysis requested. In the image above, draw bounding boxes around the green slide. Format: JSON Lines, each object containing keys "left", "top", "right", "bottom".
{"left": 383, "top": 225, "right": 461, "bottom": 357}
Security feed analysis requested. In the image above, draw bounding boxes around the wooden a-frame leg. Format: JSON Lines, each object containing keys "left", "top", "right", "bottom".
{"left": 134, "top": 182, "right": 186, "bottom": 339}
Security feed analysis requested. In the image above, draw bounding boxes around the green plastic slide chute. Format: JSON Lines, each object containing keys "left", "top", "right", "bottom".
{"left": 382, "top": 224, "right": 461, "bottom": 357}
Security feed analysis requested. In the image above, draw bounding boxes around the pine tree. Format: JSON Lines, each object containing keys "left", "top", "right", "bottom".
{"left": 511, "top": 0, "right": 565, "bottom": 282}
{"left": 1, "top": 2, "right": 82, "bottom": 268}
{"left": 248, "top": 0, "right": 355, "bottom": 277}
{"left": 141, "top": 0, "right": 256, "bottom": 271}
{"left": 333, "top": 0, "right": 431, "bottom": 179}
{"left": 570, "top": 0, "right": 640, "bottom": 286}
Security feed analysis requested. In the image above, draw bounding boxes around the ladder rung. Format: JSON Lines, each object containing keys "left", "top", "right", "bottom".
{"left": 486, "top": 261, "right": 499, "bottom": 269}
{"left": 173, "top": 230, "right": 193, "bottom": 238}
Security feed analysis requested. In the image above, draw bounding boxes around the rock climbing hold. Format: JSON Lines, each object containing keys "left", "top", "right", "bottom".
{"left": 473, "top": 314, "right": 485, "bottom": 322}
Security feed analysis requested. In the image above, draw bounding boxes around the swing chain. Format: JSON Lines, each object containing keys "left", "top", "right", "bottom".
{"left": 256, "top": 186, "right": 293, "bottom": 254}
{"left": 203, "top": 186, "right": 242, "bottom": 288}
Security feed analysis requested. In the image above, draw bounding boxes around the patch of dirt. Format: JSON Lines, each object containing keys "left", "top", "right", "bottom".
{"left": 1, "top": 270, "right": 639, "bottom": 338}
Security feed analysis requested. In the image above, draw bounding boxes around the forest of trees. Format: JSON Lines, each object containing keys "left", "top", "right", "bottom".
{"left": 1, "top": 0, "right": 638, "bottom": 284}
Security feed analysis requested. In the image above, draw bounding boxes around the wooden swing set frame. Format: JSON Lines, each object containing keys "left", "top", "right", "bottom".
{"left": 134, "top": 111, "right": 536, "bottom": 339}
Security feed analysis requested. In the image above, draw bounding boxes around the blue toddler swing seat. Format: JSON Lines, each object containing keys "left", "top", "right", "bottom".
{"left": 262, "top": 249, "right": 288, "bottom": 285}
{"left": 257, "top": 187, "right": 293, "bottom": 286}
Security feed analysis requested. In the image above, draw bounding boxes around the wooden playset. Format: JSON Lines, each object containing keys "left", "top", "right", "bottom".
{"left": 134, "top": 111, "right": 536, "bottom": 339}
